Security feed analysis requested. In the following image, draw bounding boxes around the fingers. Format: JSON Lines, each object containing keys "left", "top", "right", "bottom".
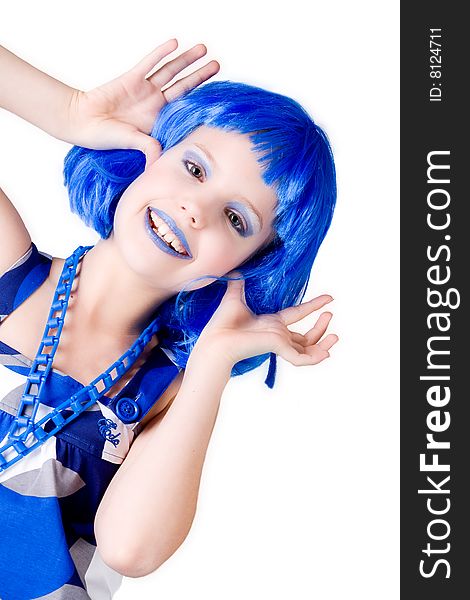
{"left": 291, "top": 312, "right": 339, "bottom": 351}
{"left": 277, "top": 331, "right": 339, "bottom": 367}
{"left": 317, "top": 333, "right": 339, "bottom": 352}
{"left": 291, "top": 340, "right": 307, "bottom": 354}
{"left": 133, "top": 39, "right": 179, "bottom": 78}
{"left": 141, "top": 136, "right": 163, "bottom": 167}
{"left": 120, "top": 131, "right": 161, "bottom": 167}
{"left": 162, "top": 60, "right": 220, "bottom": 103}
{"left": 290, "top": 331, "right": 308, "bottom": 346}
{"left": 276, "top": 343, "right": 330, "bottom": 367}
{"left": 278, "top": 294, "right": 333, "bottom": 326}
{"left": 277, "top": 311, "right": 339, "bottom": 366}
{"left": 97, "top": 123, "right": 162, "bottom": 167}
{"left": 289, "top": 323, "right": 338, "bottom": 351}
{"left": 303, "top": 311, "right": 333, "bottom": 345}
{"left": 148, "top": 43, "right": 213, "bottom": 87}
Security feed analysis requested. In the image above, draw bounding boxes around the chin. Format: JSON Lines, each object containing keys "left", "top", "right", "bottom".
{"left": 180, "top": 277, "right": 217, "bottom": 292}
{"left": 115, "top": 236, "right": 162, "bottom": 281}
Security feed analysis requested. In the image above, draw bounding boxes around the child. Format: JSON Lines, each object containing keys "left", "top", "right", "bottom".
{"left": 0, "top": 39, "right": 337, "bottom": 599}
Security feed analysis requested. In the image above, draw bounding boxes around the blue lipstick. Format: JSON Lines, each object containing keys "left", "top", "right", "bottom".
{"left": 145, "top": 207, "right": 193, "bottom": 260}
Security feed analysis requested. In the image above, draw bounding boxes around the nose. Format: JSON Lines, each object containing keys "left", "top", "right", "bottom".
{"left": 179, "top": 198, "right": 209, "bottom": 229}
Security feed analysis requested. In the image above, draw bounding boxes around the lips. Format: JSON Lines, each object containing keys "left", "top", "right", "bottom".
{"left": 145, "top": 207, "right": 193, "bottom": 260}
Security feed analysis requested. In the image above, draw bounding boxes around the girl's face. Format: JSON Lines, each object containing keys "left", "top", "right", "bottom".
{"left": 113, "top": 126, "right": 277, "bottom": 294}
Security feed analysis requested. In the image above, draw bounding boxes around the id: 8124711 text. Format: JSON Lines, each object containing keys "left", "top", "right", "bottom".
{"left": 429, "top": 28, "right": 442, "bottom": 102}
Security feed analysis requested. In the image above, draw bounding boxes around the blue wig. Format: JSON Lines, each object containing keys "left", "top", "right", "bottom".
{"left": 63, "top": 81, "right": 336, "bottom": 387}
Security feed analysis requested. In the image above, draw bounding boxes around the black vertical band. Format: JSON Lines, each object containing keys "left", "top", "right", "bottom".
{"left": 401, "top": 3, "right": 469, "bottom": 597}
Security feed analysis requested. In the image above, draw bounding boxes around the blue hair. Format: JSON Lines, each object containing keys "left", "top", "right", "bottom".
{"left": 63, "top": 81, "right": 336, "bottom": 387}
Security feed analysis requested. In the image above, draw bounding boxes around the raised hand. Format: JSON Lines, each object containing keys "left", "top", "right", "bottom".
{"left": 67, "top": 39, "right": 219, "bottom": 165}
{"left": 193, "top": 274, "right": 338, "bottom": 368}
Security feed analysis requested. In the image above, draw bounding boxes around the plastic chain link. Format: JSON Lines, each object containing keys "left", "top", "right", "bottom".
{"left": 0, "top": 245, "right": 160, "bottom": 473}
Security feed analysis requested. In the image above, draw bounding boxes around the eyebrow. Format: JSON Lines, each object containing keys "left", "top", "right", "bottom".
{"left": 193, "top": 142, "right": 264, "bottom": 229}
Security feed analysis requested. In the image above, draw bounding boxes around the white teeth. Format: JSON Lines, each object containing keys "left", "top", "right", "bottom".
{"left": 148, "top": 209, "right": 188, "bottom": 256}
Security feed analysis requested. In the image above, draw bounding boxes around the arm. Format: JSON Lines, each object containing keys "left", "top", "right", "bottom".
{"left": 0, "top": 40, "right": 218, "bottom": 269}
{"left": 0, "top": 44, "right": 77, "bottom": 141}
{"left": 0, "top": 45, "right": 76, "bottom": 268}
{"left": 0, "top": 186, "right": 31, "bottom": 275}
{"left": 95, "top": 345, "right": 232, "bottom": 578}
{"left": 94, "top": 278, "right": 338, "bottom": 578}
{"left": 0, "top": 40, "right": 219, "bottom": 164}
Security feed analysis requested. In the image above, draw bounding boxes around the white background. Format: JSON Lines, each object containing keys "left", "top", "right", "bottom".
{"left": 1, "top": 1, "right": 399, "bottom": 598}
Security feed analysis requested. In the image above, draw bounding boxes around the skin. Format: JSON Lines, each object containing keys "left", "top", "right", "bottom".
{"left": 67, "top": 38, "right": 221, "bottom": 165}
{"left": 65, "top": 40, "right": 338, "bottom": 363}
{"left": 112, "top": 126, "right": 278, "bottom": 293}
{"left": 0, "top": 38, "right": 339, "bottom": 576}
{"left": 67, "top": 125, "right": 278, "bottom": 346}
{"left": 71, "top": 121, "right": 337, "bottom": 366}
{"left": 1, "top": 35, "right": 338, "bottom": 379}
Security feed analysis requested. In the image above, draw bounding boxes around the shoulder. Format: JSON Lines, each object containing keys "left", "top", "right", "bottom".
{"left": 0, "top": 185, "right": 32, "bottom": 276}
{"left": 137, "top": 369, "right": 184, "bottom": 432}
{"left": 0, "top": 241, "right": 54, "bottom": 323}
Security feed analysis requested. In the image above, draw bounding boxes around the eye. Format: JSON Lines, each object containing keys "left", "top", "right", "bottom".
{"left": 183, "top": 159, "right": 205, "bottom": 181}
{"left": 225, "top": 209, "right": 247, "bottom": 235}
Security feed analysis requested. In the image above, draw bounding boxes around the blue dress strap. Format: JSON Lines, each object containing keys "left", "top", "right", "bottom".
{"left": 0, "top": 243, "right": 52, "bottom": 323}
{"left": 0, "top": 243, "right": 181, "bottom": 430}
{"left": 102, "top": 344, "right": 181, "bottom": 425}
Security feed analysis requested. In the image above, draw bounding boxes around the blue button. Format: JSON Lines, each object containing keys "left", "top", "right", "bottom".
{"left": 115, "top": 397, "right": 140, "bottom": 423}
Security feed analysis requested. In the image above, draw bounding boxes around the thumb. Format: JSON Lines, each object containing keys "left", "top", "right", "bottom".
{"left": 224, "top": 271, "right": 246, "bottom": 302}
{"left": 130, "top": 133, "right": 162, "bottom": 168}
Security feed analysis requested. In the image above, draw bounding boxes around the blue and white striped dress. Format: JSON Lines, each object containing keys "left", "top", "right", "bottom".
{"left": 0, "top": 243, "right": 181, "bottom": 599}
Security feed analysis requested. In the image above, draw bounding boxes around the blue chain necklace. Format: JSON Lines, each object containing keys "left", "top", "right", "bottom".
{"left": 0, "top": 245, "right": 160, "bottom": 473}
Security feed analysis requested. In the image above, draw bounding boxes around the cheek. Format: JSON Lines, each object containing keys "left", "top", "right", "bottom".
{"left": 116, "top": 167, "right": 175, "bottom": 211}
{"left": 197, "top": 233, "right": 258, "bottom": 276}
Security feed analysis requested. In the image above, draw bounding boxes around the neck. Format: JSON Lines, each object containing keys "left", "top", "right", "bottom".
{"left": 63, "top": 237, "right": 174, "bottom": 343}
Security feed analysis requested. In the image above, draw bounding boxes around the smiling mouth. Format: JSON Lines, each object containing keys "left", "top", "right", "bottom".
{"left": 146, "top": 208, "right": 191, "bottom": 257}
